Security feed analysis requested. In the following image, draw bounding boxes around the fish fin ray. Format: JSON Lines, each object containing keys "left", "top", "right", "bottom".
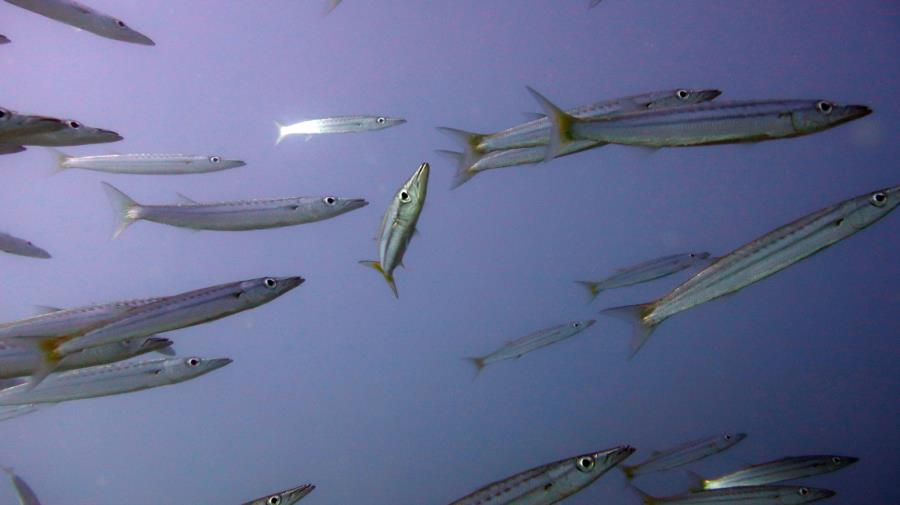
{"left": 435, "top": 150, "right": 480, "bottom": 189}
{"left": 47, "top": 147, "right": 70, "bottom": 174}
{"left": 175, "top": 192, "right": 197, "bottom": 205}
{"left": 101, "top": 182, "right": 140, "bottom": 239}
{"left": 359, "top": 260, "right": 398, "bottom": 298}
{"left": 525, "top": 86, "right": 575, "bottom": 160}
{"left": 629, "top": 484, "right": 657, "bottom": 505}
{"left": 600, "top": 302, "right": 658, "bottom": 359}
{"left": 574, "top": 280, "right": 602, "bottom": 301}
{"left": 463, "top": 357, "right": 486, "bottom": 379}
{"left": 686, "top": 470, "right": 706, "bottom": 492}
{"left": 275, "top": 121, "right": 287, "bottom": 145}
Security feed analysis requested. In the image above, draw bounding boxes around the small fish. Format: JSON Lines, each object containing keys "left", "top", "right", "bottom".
{"left": 528, "top": 87, "right": 871, "bottom": 157}
{"left": 4, "top": 0, "right": 154, "bottom": 45}
{"left": 692, "top": 455, "right": 859, "bottom": 490}
{"left": 2, "top": 466, "right": 42, "bottom": 505}
{"left": 634, "top": 485, "right": 835, "bottom": 504}
{"left": 576, "top": 252, "right": 711, "bottom": 300}
{"left": 0, "top": 404, "right": 39, "bottom": 421}
{"left": 275, "top": 115, "right": 405, "bottom": 144}
{"left": 620, "top": 433, "right": 745, "bottom": 480}
{"left": 0, "top": 109, "right": 64, "bottom": 142}
{"left": 465, "top": 320, "right": 595, "bottom": 376}
{"left": 55, "top": 152, "right": 245, "bottom": 174}
{"left": 447, "top": 445, "right": 634, "bottom": 505}
{"left": 102, "top": 182, "right": 367, "bottom": 238}
{"left": 0, "top": 34, "right": 10, "bottom": 44}
{"left": 601, "top": 184, "right": 900, "bottom": 358}
{"left": 241, "top": 483, "right": 315, "bottom": 505}
{"left": 360, "top": 162, "right": 429, "bottom": 297}
{"left": 0, "top": 232, "right": 51, "bottom": 259}
{"left": 0, "top": 336, "right": 172, "bottom": 379}
{"left": 0, "top": 356, "right": 231, "bottom": 406}
{"left": 9, "top": 119, "right": 121, "bottom": 146}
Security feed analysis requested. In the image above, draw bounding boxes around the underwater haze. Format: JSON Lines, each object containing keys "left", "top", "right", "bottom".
{"left": 0, "top": 1, "right": 898, "bottom": 504}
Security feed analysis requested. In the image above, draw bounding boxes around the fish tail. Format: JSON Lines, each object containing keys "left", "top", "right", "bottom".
{"left": 686, "top": 470, "right": 707, "bottom": 492}
{"left": 599, "top": 302, "right": 658, "bottom": 359}
{"left": 359, "top": 260, "right": 399, "bottom": 298}
{"left": 435, "top": 150, "right": 479, "bottom": 189}
{"left": 463, "top": 356, "right": 486, "bottom": 379}
{"left": 619, "top": 464, "right": 635, "bottom": 481}
{"left": 525, "top": 86, "right": 576, "bottom": 161}
{"left": 574, "top": 280, "right": 603, "bottom": 301}
{"left": 101, "top": 182, "right": 141, "bottom": 239}
{"left": 629, "top": 485, "right": 657, "bottom": 505}
{"left": 14, "top": 337, "right": 66, "bottom": 391}
{"left": 47, "top": 147, "right": 71, "bottom": 174}
{"left": 436, "top": 127, "right": 487, "bottom": 182}
{"left": 275, "top": 121, "right": 288, "bottom": 145}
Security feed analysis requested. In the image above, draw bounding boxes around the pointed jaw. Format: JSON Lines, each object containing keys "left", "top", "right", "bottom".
{"left": 284, "top": 484, "right": 316, "bottom": 504}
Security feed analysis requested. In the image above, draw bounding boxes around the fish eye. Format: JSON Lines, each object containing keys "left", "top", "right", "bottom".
{"left": 798, "top": 488, "right": 809, "bottom": 496}
{"left": 676, "top": 89, "right": 690, "bottom": 100}
{"left": 831, "top": 456, "right": 842, "bottom": 464}
{"left": 116, "top": 19, "right": 127, "bottom": 28}
{"left": 0, "top": 109, "right": 7, "bottom": 119}
{"left": 323, "top": 196, "right": 337, "bottom": 206}
{"left": 572, "top": 322, "right": 581, "bottom": 328}
{"left": 267, "top": 496, "right": 281, "bottom": 505}
{"left": 399, "top": 191, "right": 411, "bottom": 203}
{"left": 576, "top": 456, "right": 595, "bottom": 472}
{"left": 376, "top": 117, "right": 386, "bottom": 124}
{"left": 816, "top": 101, "right": 833, "bottom": 114}
{"left": 208, "top": 156, "right": 221, "bottom": 163}
{"left": 67, "top": 120, "right": 81, "bottom": 129}
{"left": 870, "top": 192, "right": 887, "bottom": 207}
{"left": 187, "top": 358, "right": 200, "bottom": 367}
{"left": 264, "top": 278, "right": 278, "bottom": 289}
{"left": 724, "top": 434, "right": 732, "bottom": 440}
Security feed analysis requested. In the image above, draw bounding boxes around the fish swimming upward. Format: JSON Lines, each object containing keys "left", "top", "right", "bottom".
{"left": 4, "top": 0, "right": 154, "bottom": 45}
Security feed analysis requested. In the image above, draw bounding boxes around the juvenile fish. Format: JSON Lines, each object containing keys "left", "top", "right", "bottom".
{"left": 529, "top": 87, "right": 871, "bottom": 157}
{"left": 465, "top": 319, "right": 595, "bottom": 376}
{"left": 0, "top": 336, "right": 172, "bottom": 379}
{"left": 4, "top": 0, "right": 154, "bottom": 45}
{"left": 576, "top": 252, "right": 711, "bottom": 300}
{"left": 56, "top": 152, "right": 245, "bottom": 174}
{"left": 275, "top": 115, "right": 405, "bottom": 143}
{"left": 0, "top": 232, "right": 50, "bottom": 258}
{"left": 0, "top": 109, "right": 63, "bottom": 142}
{"left": 619, "top": 433, "right": 745, "bottom": 480}
{"left": 447, "top": 445, "right": 634, "bottom": 505}
{"left": 241, "top": 483, "right": 315, "bottom": 505}
{"left": 601, "top": 184, "right": 900, "bottom": 357}
{"left": 360, "top": 162, "right": 429, "bottom": 297}
{"left": 0, "top": 356, "right": 231, "bottom": 405}
{"left": 635, "top": 485, "right": 835, "bottom": 504}
{"left": 693, "top": 455, "right": 858, "bottom": 490}
{"left": 10, "top": 120, "right": 121, "bottom": 146}
{"left": 2, "top": 467, "right": 41, "bottom": 505}
{"left": 102, "top": 182, "right": 367, "bottom": 238}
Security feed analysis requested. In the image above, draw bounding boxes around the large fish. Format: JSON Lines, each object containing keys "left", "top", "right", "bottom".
{"left": 447, "top": 445, "right": 634, "bottom": 505}
{"left": 634, "top": 485, "right": 835, "bottom": 504}
{"left": 2, "top": 467, "right": 42, "bottom": 505}
{"left": 0, "top": 109, "right": 63, "bottom": 142}
{"left": 576, "top": 252, "right": 711, "bottom": 300}
{"left": 692, "top": 455, "right": 858, "bottom": 491}
{"left": 11, "top": 120, "right": 121, "bottom": 146}
{"left": 0, "top": 336, "right": 172, "bottom": 379}
{"left": 601, "top": 184, "right": 900, "bottom": 358}
{"left": 241, "top": 483, "right": 315, "bottom": 505}
{"left": 4, "top": 0, "right": 154, "bottom": 45}
{"left": 619, "top": 433, "right": 746, "bottom": 480}
{"left": 465, "top": 320, "right": 596, "bottom": 376}
{"left": 55, "top": 152, "right": 245, "bottom": 174}
{"left": 0, "top": 356, "right": 231, "bottom": 405}
{"left": 360, "top": 162, "right": 429, "bottom": 297}
{"left": 102, "top": 183, "right": 367, "bottom": 238}
{"left": 0, "top": 232, "right": 51, "bottom": 258}
{"left": 0, "top": 298, "right": 163, "bottom": 340}
{"left": 275, "top": 115, "right": 405, "bottom": 144}
{"left": 529, "top": 88, "right": 871, "bottom": 156}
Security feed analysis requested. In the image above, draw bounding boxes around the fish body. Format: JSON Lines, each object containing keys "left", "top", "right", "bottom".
{"left": 57, "top": 153, "right": 245, "bottom": 174}
{"left": 276, "top": 115, "right": 405, "bottom": 143}
{"left": 448, "top": 445, "right": 634, "bottom": 505}
{"left": 0, "top": 298, "right": 163, "bottom": 340}
{"left": 241, "top": 483, "right": 315, "bottom": 505}
{"left": 602, "top": 184, "right": 900, "bottom": 357}
{"left": 3, "top": 467, "right": 42, "bottom": 505}
{"left": 0, "top": 336, "right": 172, "bottom": 379}
{"left": 0, "top": 232, "right": 51, "bottom": 258}
{"left": 0, "top": 34, "right": 10, "bottom": 44}
{"left": 10, "top": 120, "right": 121, "bottom": 146}
{"left": 696, "top": 455, "right": 858, "bottom": 490}
{"left": 0, "top": 109, "right": 63, "bottom": 142}
{"left": 0, "top": 356, "right": 231, "bottom": 405}
{"left": 620, "top": 433, "right": 745, "bottom": 480}
{"left": 360, "top": 162, "right": 429, "bottom": 297}
{"left": 636, "top": 485, "right": 835, "bottom": 504}
{"left": 4, "top": 0, "right": 154, "bottom": 45}
{"left": 102, "top": 182, "right": 367, "bottom": 238}
{"left": 465, "top": 320, "right": 596, "bottom": 375}
{"left": 576, "top": 252, "right": 711, "bottom": 299}
{"left": 0, "top": 404, "right": 38, "bottom": 421}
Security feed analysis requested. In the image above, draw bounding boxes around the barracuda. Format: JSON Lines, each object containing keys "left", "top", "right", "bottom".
{"left": 619, "top": 433, "right": 746, "bottom": 480}
{"left": 57, "top": 153, "right": 245, "bottom": 174}
{"left": 693, "top": 455, "right": 858, "bottom": 491}
{"left": 241, "top": 483, "right": 315, "bottom": 505}
{"left": 576, "top": 252, "right": 712, "bottom": 300}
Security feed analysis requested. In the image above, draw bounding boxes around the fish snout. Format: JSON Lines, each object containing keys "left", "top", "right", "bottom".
{"left": 227, "top": 159, "right": 247, "bottom": 168}
{"left": 604, "top": 445, "right": 636, "bottom": 465}
{"left": 280, "top": 276, "right": 305, "bottom": 290}
{"left": 206, "top": 358, "right": 233, "bottom": 371}
{"left": 701, "top": 89, "right": 723, "bottom": 102}
{"left": 845, "top": 104, "right": 873, "bottom": 120}
{"left": 345, "top": 198, "right": 369, "bottom": 210}
{"left": 98, "top": 129, "right": 124, "bottom": 142}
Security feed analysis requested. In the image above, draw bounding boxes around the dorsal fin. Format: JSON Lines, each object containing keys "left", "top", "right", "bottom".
{"left": 176, "top": 192, "right": 198, "bottom": 205}
{"left": 34, "top": 305, "right": 64, "bottom": 315}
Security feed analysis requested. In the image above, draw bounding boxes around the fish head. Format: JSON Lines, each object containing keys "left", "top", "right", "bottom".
{"left": 204, "top": 155, "right": 246, "bottom": 170}
{"left": 818, "top": 455, "right": 859, "bottom": 472}
{"left": 313, "top": 196, "right": 368, "bottom": 217}
{"left": 237, "top": 276, "right": 305, "bottom": 306}
{"left": 370, "top": 116, "right": 406, "bottom": 130}
{"left": 560, "top": 446, "right": 636, "bottom": 488}
{"left": 566, "top": 319, "right": 596, "bottom": 333}
{"left": 396, "top": 162, "right": 430, "bottom": 220}
{"left": 247, "top": 484, "right": 315, "bottom": 505}
{"left": 645, "top": 88, "right": 722, "bottom": 109}
{"left": 711, "top": 432, "right": 746, "bottom": 450}
{"left": 164, "top": 356, "right": 232, "bottom": 380}
{"left": 95, "top": 17, "right": 156, "bottom": 46}
{"left": 790, "top": 486, "right": 836, "bottom": 503}
{"left": 3, "top": 236, "right": 52, "bottom": 259}
{"left": 791, "top": 100, "right": 871, "bottom": 133}
{"left": 49, "top": 120, "right": 123, "bottom": 145}
{"left": 845, "top": 185, "right": 900, "bottom": 231}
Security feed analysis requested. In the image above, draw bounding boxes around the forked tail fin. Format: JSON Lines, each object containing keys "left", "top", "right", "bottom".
{"left": 436, "top": 127, "right": 488, "bottom": 184}
{"left": 619, "top": 464, "right": 635, "bottom": 481}
{"left": 463, "top": 356, "right": 486, "bottom": 379}
{"left": 47, "top": 147, "right": 71, "bottom": 174}
{"left": 629, "top": 484, "right": 658, "bottom": 505}
{"left": 525, "top": 86, "right": 577, "bottom": 161}
{"left": 600, "top": 302, "right": 658, "bottom": 359}
{"left": 275, "top": 121, "right": 289, "bottom": 145}
{"left": 435, "top": 150, "right": 480, "bottom": 189}
{"left": 359, "top": 260, "right": 398, "bottom": 298}
{"left": 101, "top": 182, "right": 141, "bottom": 239}
{"left": 574, "top": 280, "right": 603, "bottom": 301}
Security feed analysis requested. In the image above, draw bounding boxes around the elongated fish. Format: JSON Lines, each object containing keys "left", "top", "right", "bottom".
{"left": 0, "top": 336, "right": 172, "bottom": 379}
{"left": 4, "top": 0, "right": 154, "bottom": 45}
{"left": 241, "top": 483, "right": 315, "bottom": 505}
{"left": 0, "top": 298, "right": 163, "bottom": 340}
{"left": 56, "top": 152, "right": 245, "bottom": 174}
{"left": 275, "top": 115, "right": 405, "bottom": 144}
{"left": 0, "top": 404, "right": 39, "bottom": 421}
{"left": 0, "top": 109, "right": 63, "bottom": 142}
{"left": 0, "top": 232, "right": 50, "bottom": 258}
{"left": 3, "top": 467, "right": 41, "bottom": 505}
{"left": 0, "top": 356, "right": 231, "bottom": 405}
{"left": 9, "top": 120, "right": 121, "bottom": 146}
{"left": 601, "top": 184, "right": 900, "bottom": 358}
{"left": 620, "top": 433, "right": 745, "bottom": 480}
{"left": 0, "top": 34, "right": 10, "bottom": 44}
{"left": 360, "top": 162, "right": 429, "bottom": 297}
{"left": 465, "top": 319, "right": 595, "bottom": 376}
{"left": 576, "top": 252, "right": 711, "bottom": 300}
{"left": 447, "top": 445, "right": 634, "bottom": 505}
{"left": 693, "top": 455, "right": 858, "bottom": 491}
{"left": 529, "top": 88, "right": 871, "bottom": 157}
{"left": 102, "top": 183, "right": 367, "bottom": 238}
{"left": 635, "top": 485, "right": 835, "bottom": 504}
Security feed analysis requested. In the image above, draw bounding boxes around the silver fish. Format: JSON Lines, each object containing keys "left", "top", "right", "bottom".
{"left": 447, "top": 445, "right": 634, "bottom": 505}
{"left": 602, "top": 184, "right": 900, "bottom": 358}
{"left": 241, "top": 483, "right": 315, "bottom": 505}
{"left": 635, "top": 485, "right": 835, "bottom": 504}
{"left": 0, "top": 404, "right": 39, "bottom": 421}
{"left": 0, "top": 109, "right": 63, "bottom": 142}
{"left": 0, "top": 34, "right": 10, "bottom": 44}
{"left": 619, "top": 433, "right": 746, "bottom": 480}
{"left": 0, "top": 356, "right": 231, "bottom": 405}
{"left": 694, "top": 455, "right": 858, "bottom": 491}
{"left": 576, "top": 252, "right": 711, "bottom": 300}
{"left": 0, "top": 298, "right": 164, "bottom": 340}
{"left": 275, "top": 115, "right": 405, "bottom": 143}
{"left": 102, "top": 182, "right": 368, "bottom": 238}
{"left": 529, "top": 87, "right": 871, "bottom": 156}
{"left": 465, "top": 320, "right": 596, "bottom": 376}
{"left": 0, "top": 232, "right": 51, "bottom": 259}
{"left": 4, "top": 0, "right": 154, "bottom": 45}
{"left": 360, "top": 162, "right": 429, "bottom": 297}
{"left": 10, "top": 120, "right": 121, "bottom": 146}
{"left": 56, "top": 152, "right": 245, "bottom": 174}
{"left": 0, "top": 336, "right": 172, "bottom": 379}
{"left": 2, "top": 467, "right": 42, "bottom": 505}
